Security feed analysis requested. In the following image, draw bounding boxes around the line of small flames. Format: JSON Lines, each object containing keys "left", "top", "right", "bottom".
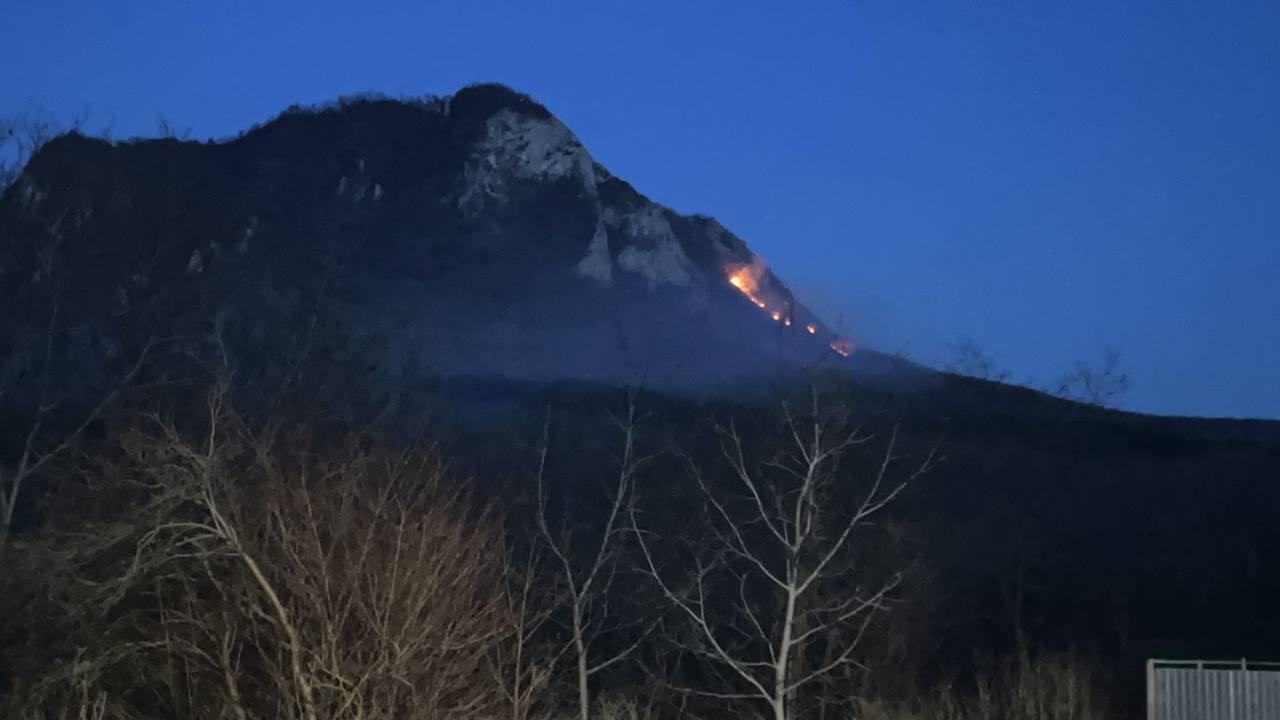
{"left": 727, "top": 267, "right": 853, "bottom": 357}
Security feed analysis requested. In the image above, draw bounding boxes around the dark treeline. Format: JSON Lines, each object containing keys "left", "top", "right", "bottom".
{"left": 1, "top": 330, "right": 1278, "bottom": 720}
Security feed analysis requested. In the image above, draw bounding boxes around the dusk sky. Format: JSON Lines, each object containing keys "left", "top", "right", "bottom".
{"left": 3, "top": 1, "right": 1277, "bottom": 418}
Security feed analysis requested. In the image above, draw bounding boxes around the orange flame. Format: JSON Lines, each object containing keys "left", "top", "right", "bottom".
{"left": 726, "top": 257, "right": 767, "bottom": 293}
{"left": 727, "top": 266, "right": 760, "bottom": 295}
{"left": 727, "top": 259, "right": 776, "bottom": 314}
{"left": 727, "top": 257, "right": 852, "bottom": 350}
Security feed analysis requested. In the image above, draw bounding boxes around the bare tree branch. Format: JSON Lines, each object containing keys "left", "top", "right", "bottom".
{"left": 634, "top": 392, "right": 939, "bottom": 720}
{"left": 535, "top": 394, "right": 655, "bottom": 720}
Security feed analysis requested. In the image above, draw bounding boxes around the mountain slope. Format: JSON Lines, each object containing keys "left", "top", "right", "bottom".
{"left": 0, "top": 84, "right": 910, "bottom": 399}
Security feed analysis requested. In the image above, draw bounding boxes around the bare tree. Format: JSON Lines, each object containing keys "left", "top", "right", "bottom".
{"left": 633, "top": 394, "right": 937, "bottom": 720}
{"left": 487, "top": 540, "right": 567, "bottom": 720}
{"left": 0, "top": 121, "right": 17, "bottom": 190}
{"left": 12, "top": 380, "right": 527, "bottom": 720}
{"left": 155, "top": 115, "right": 193, "bottom": 140}
{"left": 1053, "top": 348, "right": 1130, "bottom": 407}
{"left": 944, "top": 337, "right": 1011, "bottom": 383}
{"left": 534, "top": 399, "right": 653, "bottom": 720}
{"left": 0, "top": 113, "right": 58, "bottom": 190}
{"left": 0, "top": 114, "right": 156, "bottom": 560}
{"left": 0, "top": 324, "right": 153, "bottom": 560}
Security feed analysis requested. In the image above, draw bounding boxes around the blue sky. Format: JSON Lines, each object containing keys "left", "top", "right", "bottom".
{"left": 2, "top": 1, "right": 1277, "bottom": 418}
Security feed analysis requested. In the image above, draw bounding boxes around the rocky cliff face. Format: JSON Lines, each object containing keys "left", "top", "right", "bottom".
{"left": 0, "top": 84, "right": 911, "bottom": 401}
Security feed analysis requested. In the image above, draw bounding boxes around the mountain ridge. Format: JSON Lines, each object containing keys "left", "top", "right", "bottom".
{"left": 1, "top": 82, "right": 912, "bottom": 401}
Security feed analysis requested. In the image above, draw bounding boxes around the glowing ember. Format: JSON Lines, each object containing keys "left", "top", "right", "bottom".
{"left": 830, "top": 338, "right": 854, "bottom": 357}
{"left": 727, "top": 266, "right": 760, "bottom": 295}
{"left": 726, "top": 262, "right": 774, "bottom": 313}
{"left": 726, "top": 257, "right": 847, "bottom": 343}
{"left": 726, "top": 258, "right": 771, "bottom": 299}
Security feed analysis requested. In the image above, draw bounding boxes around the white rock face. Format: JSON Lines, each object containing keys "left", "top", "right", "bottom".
{"left": 459, "top": 109, "right": 598, "bottom": 213}
{"left": 21, "top": 177, "right": 42, "bottom": 207}
{"left": 620, "top": 204, "right": 672, "bottom": 239}
{"left": 454, "top": 104, "right": 697, "bottom": 290}
{"left": 617, "top": 242, "right": 693, "bottom": 288}
{"left": 576, "top": 217, "right": 613, "bottom": 284}
{"left": 235, "top": 216, "right": 257, "bottom": 254}
{"left": 609, "top": 205, "right": 694, "bottom": 287}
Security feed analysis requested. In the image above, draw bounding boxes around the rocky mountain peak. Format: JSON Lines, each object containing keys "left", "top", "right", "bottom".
{"left": 0, "top": 83, "right": 899, "bottom": 401}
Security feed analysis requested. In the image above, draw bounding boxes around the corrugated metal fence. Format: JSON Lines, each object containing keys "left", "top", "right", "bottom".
{"left": 1147, "top": 659, "right": 1280, "bottom": 720}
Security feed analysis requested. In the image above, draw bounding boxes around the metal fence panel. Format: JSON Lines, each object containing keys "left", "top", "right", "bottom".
{"left": 1148, "top": 660, "right": 1280, "bottom": 720}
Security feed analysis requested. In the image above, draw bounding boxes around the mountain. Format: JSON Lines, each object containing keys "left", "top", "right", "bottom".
{"left": 2, "top": 84, "right": 1279, "bottom": 714}
{"left": 0, "top": 83, "right": 913, "bottom": 401}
